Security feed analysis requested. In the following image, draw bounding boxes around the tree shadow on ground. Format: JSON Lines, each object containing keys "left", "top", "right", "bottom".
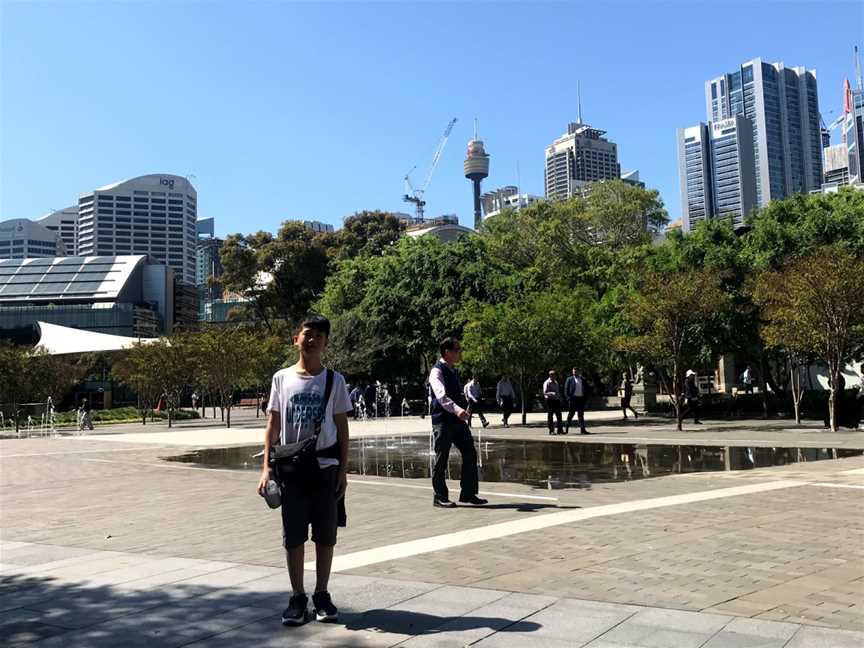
{"left": 344, "top": 608, "right": 541, "bottom": 636}
{"left": 0, "top": 564, "right": 544, "bottom": 647}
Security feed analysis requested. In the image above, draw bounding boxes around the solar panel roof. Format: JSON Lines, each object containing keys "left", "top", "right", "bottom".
{"left": 0, "top": 256, "right": 146, "bottom": 303}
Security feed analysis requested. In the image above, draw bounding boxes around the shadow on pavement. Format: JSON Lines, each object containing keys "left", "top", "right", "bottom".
{"left": 468, "top": 503, "right": 580, "bottom": 512}
{"left": 344, "top": 608, "right": 541, "bottom": 635}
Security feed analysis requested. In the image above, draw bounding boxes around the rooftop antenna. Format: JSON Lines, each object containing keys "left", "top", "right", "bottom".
{"left": 856, "top": 45, "right": 863, "bottom": 91}
{"left": 577, "top": 81, "right": 583, "bottom": 124}
{"left": 473, "top": 117, "right": 479, "bottom": 140}
{"left": 516, "top": 160, "right": 521, "bottom": 196}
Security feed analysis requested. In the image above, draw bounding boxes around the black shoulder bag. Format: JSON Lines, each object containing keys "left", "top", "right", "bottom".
{"left": 269, "top": 369, "right": 335, "bottom": 483}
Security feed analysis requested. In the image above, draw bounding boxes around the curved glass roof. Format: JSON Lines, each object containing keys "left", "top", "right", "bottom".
{"left": 0, "top": 256, "right": 146, "bottom": 302}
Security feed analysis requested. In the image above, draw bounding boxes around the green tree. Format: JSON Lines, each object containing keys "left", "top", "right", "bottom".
{"left": 191, "top": 326, "right": 257, "bottom": 428}
{"left": 113, "top": 345, "right": 163, "bottom": 425}
{"left": 583, "top": 179, "right": 668, "bottom": 246}
{"left": 220, "top": 221, "right": 330, "bottom": 331}
{"left": 245, "top": 329, "right": 296, "bottom": 417}
{"left": 462, "top": 287, "right": 598, "bottom": 424}
{"left": 742, "top": 187, "right": 864, "bottom": 270}
{"left": 615, "top": 268, "right": 729, "bottom": 430}
{"left": 752, "top": 247, "right": 864, "bottom": 431}
{"left": 318, "top": 235, "right": 515, "bottom": 381}
{"left": 322, "top": 210, "right": 405, "bottom": 262}
{"left": 139, "top": 335, "right": 195, "bottom": 427}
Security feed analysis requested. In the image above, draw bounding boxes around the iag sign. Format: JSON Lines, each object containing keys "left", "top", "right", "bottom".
{"left": 159, "top": 177, "right": 175, "bottom": 190}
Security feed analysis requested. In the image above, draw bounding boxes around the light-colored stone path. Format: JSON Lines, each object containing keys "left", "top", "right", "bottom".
{"left": 2, "top": 429, "right": 863, "bottom": 644}
{"left": 2, "top": 542, "right": 862, "bottom": 647}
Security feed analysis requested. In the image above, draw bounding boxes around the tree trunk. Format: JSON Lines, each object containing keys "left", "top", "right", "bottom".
{"left": 227, "top": 404, "right": 231, "bottom": 428}
{"left": 758, "top": 353, "right": 769, "bottom": 420}
{"left": 255, "top": 392, "right": 260, "bottom": 418}
{"left": 828, "top": 361, "right": 840, "bottom": 432}
{"left": 168, "top": 408, "right": 173, "bottom": 428}
{"left": 519, "top": 370, "right": 527, "bottom": 425}
{"left": 141, "top": 410, "right": 146, "bottom": 425}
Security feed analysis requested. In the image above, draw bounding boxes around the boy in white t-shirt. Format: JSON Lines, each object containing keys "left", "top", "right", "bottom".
{"left": 257, "top": 315, "right": 351, "bottom": 626}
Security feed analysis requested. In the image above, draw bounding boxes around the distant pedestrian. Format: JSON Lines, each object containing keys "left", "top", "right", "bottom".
{"left": 463, "top": 376, "right": 489, "bottom": 428}
{"left": 496, "top": 375, "right": 515, "bottom": 427}
{"left": 78, "top": 400, "right": 93, "bottom": 432}
{"left": 191, "top": 391, "right": 199, "bottom": 410}
{"left": 543, "top": 370, "right": 565, "bottom": 435}
{"left": 620, "top": 372, "right": 639, "bottom": 420}
{"left": 565, "top": 368, "right": 588, "bottom": 435}
{"left": 348, "top": 385, "right": 362, "bottom": 419}
{"left": 363, "top": 383, "right": 377, "bottom": 418}
{"left": 684, "top": 370, "right": 702, "bottom": 424}
{"left": 741, "top": 365, "right": 755, "bottom": 394}
{"left": 428, "top": 337, "right": 487, "bottom": 508}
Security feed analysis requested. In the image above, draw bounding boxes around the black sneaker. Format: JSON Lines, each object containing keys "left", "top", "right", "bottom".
{"left": 434, "top": 497, "right": 456, "bottom": 508}
{"left": 281, "top": 593, "right": 309, "bottom": 626}
{"left": 312, "top": 591, "right": 339, "bottom": 622}
{"left": 459, "top": 494, "right": 488, "bottom": 505}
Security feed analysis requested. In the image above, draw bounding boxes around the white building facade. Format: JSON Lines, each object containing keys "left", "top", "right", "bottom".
{"left": 77, "top": 174, "right": 198, "bottom": 284}
{"left": 36, "top": 206, "right": 79, "bottom": 255}
{"left": 0, "top": 219, "right": 67, "bottom": 259}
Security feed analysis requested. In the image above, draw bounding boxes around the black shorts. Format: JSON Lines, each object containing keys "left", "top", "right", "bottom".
{"left": 280, "top": 466, "right": 339, "bottom": 548}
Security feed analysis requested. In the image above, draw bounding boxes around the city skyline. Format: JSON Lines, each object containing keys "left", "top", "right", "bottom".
{"left": 2, "top": 2, "right": 860, "bottom": 237}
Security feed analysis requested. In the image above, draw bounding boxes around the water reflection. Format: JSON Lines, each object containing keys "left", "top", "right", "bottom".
{"left": 163, "top": 437, "right": 862, "bottom": 490}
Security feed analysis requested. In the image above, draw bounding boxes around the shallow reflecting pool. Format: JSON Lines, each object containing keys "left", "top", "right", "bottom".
{"left": 163, "top": 437, "right": 863, "bottom": 490}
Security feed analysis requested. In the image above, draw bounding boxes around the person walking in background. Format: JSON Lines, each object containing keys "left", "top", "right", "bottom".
{"left": 620, "top": 372, "right": 639, "bottom": 420}
{"left": 496, "top": 375, "right": 515, "bottom": 427}
{"left": 348, "top": 385, "right": 363, "bottom": 420}
{"left": 363, "top": 383, "right": 377, "bottom": 419}
{"left": 565, "top": 367, "right": 588, "bottom": 435}
{"left": 428, "top": 338, "right": 487, "bottom": 508}
{"left": 78, "top": 399, "right": 94, "bottom": 431}
{"left": 543, "top": 370, "right": 565, "bottom": 435}
{"left": 741, "top": 364, "right": 755, "bottom": 394}
{"left": 463, "top": 376, "right": 490, "bottom": 428}
{"left": 685, "top": 370, "right": 702, "bottom": 424}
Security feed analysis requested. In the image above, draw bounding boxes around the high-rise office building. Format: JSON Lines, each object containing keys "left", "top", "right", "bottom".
{"left": 843, "top": 82, "right": 864, "bottom": 185}
{"left": 480, "top": 186, "right": 542, "bottom": 221}
{"left": 77, "top": 174, "right": 197, "bottom": 284}
{"left": 36, "top": 206, "right": 79, "bottom": 255}
{"left": 706, "top": 58, "right": 823, "bottom": 205}
{"left": 196, "top": 236, "right": 224, "bottom": 303}
{"left": 0, "top": 219, "right": 67, "bottom": 259}
{"left": 823, "top": 144, "right": 850, "bottom": 186}
{"left": 677, "top": 115, "right": 757, "bottom": 231}
{"left": 545, "top": 121, "right": 620, "bottom": 201}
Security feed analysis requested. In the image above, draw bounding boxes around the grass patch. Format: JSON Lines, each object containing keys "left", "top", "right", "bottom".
{"left": 53, "top": 407, "right": 200, "bottom": 426}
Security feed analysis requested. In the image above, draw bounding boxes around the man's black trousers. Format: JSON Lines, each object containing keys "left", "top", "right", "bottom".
{"left": 546, "top": 398, "right": 564, "bottom": 433}
{"left": 500, "top": 395, "right": 514, "bottom": 424}
{"left": 432, "top": 422, "right": 478, "bottom": 501}
{"left": 566, "top": 396, "right": 586, "bottom": 432}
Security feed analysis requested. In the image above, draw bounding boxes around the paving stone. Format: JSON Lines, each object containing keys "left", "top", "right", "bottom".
{"left": 785, "top": 625, "right": 864, "bottom": 647}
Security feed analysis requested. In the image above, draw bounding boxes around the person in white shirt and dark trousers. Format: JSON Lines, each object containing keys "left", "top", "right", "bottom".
{"left": 565, "top": 367, "right": 589, "bottom": 435}
{"left": 543, "top": 371, "right": 565, "bottom": 435}
{"left": 496, "top": 376, "right": 515, "bottom": 427}
{"left": 463, "top": 377, "right": 489, "bottom": 428}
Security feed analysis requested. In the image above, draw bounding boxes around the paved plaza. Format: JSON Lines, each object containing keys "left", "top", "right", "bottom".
{"left": 2, "top": 411, "right": 863, "bottom": 646}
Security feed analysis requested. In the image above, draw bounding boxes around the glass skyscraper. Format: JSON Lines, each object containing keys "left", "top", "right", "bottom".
{"left": 677, "top": 115, "right": 757, "bottom": 232}
{"left": 706, "top": 59, "right": 823, "bottom": 206}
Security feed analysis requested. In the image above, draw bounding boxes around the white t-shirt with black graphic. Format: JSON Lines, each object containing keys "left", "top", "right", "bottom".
{"left": 267, "top": 367, "right": 351, "bottom": 467}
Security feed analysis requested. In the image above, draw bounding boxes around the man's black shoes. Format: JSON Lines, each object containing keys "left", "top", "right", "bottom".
{"left": 282, "top": 593, "right": 309, "bottom": 625}
{"left": 459, "top": 495, "right": 488, "bottom": 505}
{"left": 312, "top": 591, "right": 339, "bottom": 622}
{"left": 434, "top": 497, "right": 457, "bottom": 508}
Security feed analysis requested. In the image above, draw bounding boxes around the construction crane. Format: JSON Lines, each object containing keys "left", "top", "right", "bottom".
{"left": 403, "top": 117, "right": 457, "bottom": 220}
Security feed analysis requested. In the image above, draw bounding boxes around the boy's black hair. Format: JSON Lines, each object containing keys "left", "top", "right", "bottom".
{"left": 439, "top": 337, "right": 461, "bottom": 357}
{"left": 298, "top": 314, "right": 331, "bottom": 337}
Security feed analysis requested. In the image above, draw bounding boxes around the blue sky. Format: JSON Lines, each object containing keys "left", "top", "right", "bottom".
{"left": 2, "top": 1, "right": 862, "bottom": 235}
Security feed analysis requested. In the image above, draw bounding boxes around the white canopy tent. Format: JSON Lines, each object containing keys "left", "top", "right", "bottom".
{"left": 35, "top": 321, "right": 161, "bottom": 355}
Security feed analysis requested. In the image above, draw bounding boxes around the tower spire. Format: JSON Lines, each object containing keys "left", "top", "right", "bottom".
{"left": 578, "top": 81, "right": 583, "bottom": 124}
